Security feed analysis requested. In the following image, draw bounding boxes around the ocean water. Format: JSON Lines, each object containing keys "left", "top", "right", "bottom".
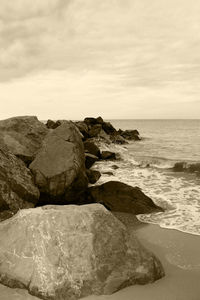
{"left": 92, "top": 119, "right": 200, "bottom": 236}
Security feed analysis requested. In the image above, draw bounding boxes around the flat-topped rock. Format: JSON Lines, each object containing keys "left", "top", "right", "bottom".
{"left": 0, "top": 204, "right": 164, "bottom": 300}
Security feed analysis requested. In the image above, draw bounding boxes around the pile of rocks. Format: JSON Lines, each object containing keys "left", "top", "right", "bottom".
{"left": 0, "top": 115, "right": 165, "bottom": 300}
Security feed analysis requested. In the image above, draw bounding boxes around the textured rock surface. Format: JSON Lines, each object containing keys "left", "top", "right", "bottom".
{"left": 85, "top": 153, "right": 98, "bottom": 169}
{"left": 29, "top": 121, "right": 88, "bottom": 203}
{"left": 0, "top": 148, "right": 39, "bottom": 221}
{"left": 87, "top": 181, "right": 164, "bottom": 214}
{"left": 0, "top": 204, "right": 164, "bottom": 300}
{"left": 86, "top": 169, "right": 101, "bottom": 184}
{"left": 121, "top": 130, "right": 141, "bottom": 141}
{"left": 0, "top": 116, "right": 48, "bottom": 163}
{"left": 101, "top": 151, "right": 116, "bottom": 160}
{"left": 84, "top": 141, "right": 101, "bottom": 158}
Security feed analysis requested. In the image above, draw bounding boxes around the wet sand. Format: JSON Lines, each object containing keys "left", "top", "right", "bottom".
{"left": 1, "top": 214, "right": 200, "bottom": 300}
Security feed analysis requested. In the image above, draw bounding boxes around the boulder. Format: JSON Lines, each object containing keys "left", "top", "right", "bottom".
{"left": 112, "top": 164, "right": 119, "bottom": 170}
{"left": 121, "top": 130, "right": 141, "bottom": 141}
{"left": 0, "top": 147, "right": 39, "bottom": 221}
{"left": 102, "top": 122, "right": 117, "bottom": 135}
{"left": 87, "top": 181, "right": 164, "bottom": 214}
{"left": 101, "top": 151, "right": 116, "bottom": 160}
{"left": 84, "top": 117, "right": 98, "bottom": 126}
{"left": 112, "top": 135, "right": 127, "bottom": 145}
{"left": 0, "top": 116, "right": 48, "bottom": 164}
{"left": 98, "top": 129, "right": 111, "bottom": 143}
{"left": 46, "top": 119, "right": 62, "bottom": 130}
{"left": 29, "top": 122, "right": 88, "bottom": 203}
{"left": 75, "top": 121, "right": 89, "bottom": 140}
{"left": 88, "top": 124, "right": 102, "bottom": 138}
{"left": 84, "top": 140, "right": 101, "bottom": 158}
{"left": 0, "top": 204, "right": 164, "bottom": 300}
{"left": 86, "top": 169, "right": 101, "bottom": 184}
{"left": 85, "top": 153, "right": 98, "bottom": 169}
{"left": 173, "top": 162, "right": 186, "bottom": 172}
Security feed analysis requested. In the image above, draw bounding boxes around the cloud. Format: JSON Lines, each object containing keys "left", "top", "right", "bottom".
{"left": 1, "top": 0, "right": 200, "bottom": 118}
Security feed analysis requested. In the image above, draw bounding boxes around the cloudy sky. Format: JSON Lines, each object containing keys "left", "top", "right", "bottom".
{"left": 1, "top": 0, "right": 200, "bottom": 120}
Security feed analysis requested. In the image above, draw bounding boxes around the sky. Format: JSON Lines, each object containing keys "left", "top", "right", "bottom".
{"left": 1, "top": 0, "right": 200, "bottom": 120}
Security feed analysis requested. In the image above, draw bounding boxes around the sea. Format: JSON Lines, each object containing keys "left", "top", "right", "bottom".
{"left": 92, "top": 119, "right": 200, "bottom": 236}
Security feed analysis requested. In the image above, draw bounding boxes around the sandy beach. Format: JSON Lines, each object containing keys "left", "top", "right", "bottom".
{"left": 1, "top": 213, "right": 200, "bottom": 300}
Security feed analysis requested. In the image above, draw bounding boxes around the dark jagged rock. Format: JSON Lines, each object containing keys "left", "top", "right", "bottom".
{"left": 111, "top": 135, "right": 127, "bottom": 144}
{"left": 173, "top": 162, "right": 186, "bottom": 172}
{"left": 0, "top": 116, "right": 48, "bottom": 163}
{"left": 84, "top": 140, "right": 101, "bottom": 158}
{"left": 101, "top": 151, "right": 116, "bottom": 160}
{"left": 121, "top": 129, "right": 141, "bottom": 141}
{"left": 0, "top": 147, "right": 39, "bottom": 221}
{"left": 102, "top": 121, "right": 117, "bottom": 135}
{"left": 30, "top": 121, "right": 88, "bottom": 203}
{"left": 46, "top": 119, "right": 61, "bottom": 129}
{"left": 173, "top": 162, "right": 200, "bottom": 174}
{"left": 87, "top": 181, "right": 164, "bottom": 215}
{"left": 88, "top": 124, "right": 102, "bottom": 138}
{"left": 75, "top": 121, "right": 89, "bottom": 140}
{"left": 0, "top": 204, "right": 165, "bottom": 300}
{"left": 86, "top": 169, "right": 101, "bottom": 184}
{"left": 85, "top": 153, "right": 98, "bottom": 169}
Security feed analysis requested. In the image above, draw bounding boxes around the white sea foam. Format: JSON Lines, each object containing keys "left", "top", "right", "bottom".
{"left": 92, "top": 141, "right": 200, "bottom": 236}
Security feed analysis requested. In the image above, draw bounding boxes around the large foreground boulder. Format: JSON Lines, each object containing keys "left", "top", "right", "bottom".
{"left": 0, "top": 116, "right": 48, "bottom": 163}
{"left": 29, "top": 122, "right": 88, "bottom": 203}
{"left": 0, "top": 148, "right": 39, "bottom": 221}
{"left": 87, "top": 181, "right": 164, "bottom": 214}
{"left": 0, "top": 204, "right": 164, "bottom": 300}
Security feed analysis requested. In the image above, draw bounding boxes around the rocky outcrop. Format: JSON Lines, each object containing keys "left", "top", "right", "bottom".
{"left": 29, "top": 121, "right": 88, "bottom": 203}
{"left": 87, "top": 181, "right": 164, "bottom": 214}
{"left": 173, "top": 162, "right": 200, "bottom": 174}
{"left": 75, "top": 121, "right": 89, "bottom": 140}
{"left": 120, "top": 129, "right": 141, "bottom": 141}
{"left": 0, "top": 204, "right": 164, "bottom": 300}
{"left": 0, "top": 116, "right": 48, "bottom": 164}
{"left": 0, "top": 147, "right": 39, "bottom": 221}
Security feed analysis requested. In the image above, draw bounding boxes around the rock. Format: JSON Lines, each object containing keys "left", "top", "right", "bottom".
{"left": 0, "top": 147, "right": 39, "bottom": 221}
{"left": 173, "top": 162, "right": 186, "bottom": 172}
{"left": 84, "top": 140, "right": 101, "bottom": 158}
{"left": 188, "top": 163, "right": 200, "bottom": 174}
{"left": 101, "top": 151, "right": 116, "bottom": 160}
{"left": 112, "top": 135, "right": 127, "bottom": 144}
{"left": 87, "top": 181, "right": 164, "bottom": 214}
{"left": 45, "top": 119, "right": 61, "bottom": 129}
{"left": 86, "top": 169, "right": 101, "bottom": 184}
{"left": 121, "top": 130, "right": 141, "bottom": 141}
{"left": 112, "top": 164, "right": 119, "bottom": 170}
{"left": 96, "top": 116, "right": 104, "bottom": 124}
{"left": 85, "top": 153, "right": 98, "bottom": 169}
{"left": 102, "top": 122, "right": 117, "bottom": 135}
{"left": 98, "top": 129, "right": 111, "bottom": 143}
{"left": 84, "top": 117, "right": 98, "bottom": 126}
{"left": 29, "top": 121, "right": 88, "bottom": 203}
{"left": 102, "top": 171, "right": 114, "bottom": 176}
{"left": 75, "top": 121, "right": 89, "bottom": 140}
{"left": 0, "top": 204, "right": 164, "bottom": 300}
{"left": 88, "top": 124, "right": 102, "bottom": 138}
{"left": 0, "top": 116, "right": 48, "bottom": 164}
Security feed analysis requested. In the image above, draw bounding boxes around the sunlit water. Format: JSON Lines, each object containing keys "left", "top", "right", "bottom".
{"left": 92, "top": 119, "right": 200, "bottom": 236}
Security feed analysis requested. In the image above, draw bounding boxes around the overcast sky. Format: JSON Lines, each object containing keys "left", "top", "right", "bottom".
{"left": 1, "top": 0, "right": 200, "bottom": 120}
